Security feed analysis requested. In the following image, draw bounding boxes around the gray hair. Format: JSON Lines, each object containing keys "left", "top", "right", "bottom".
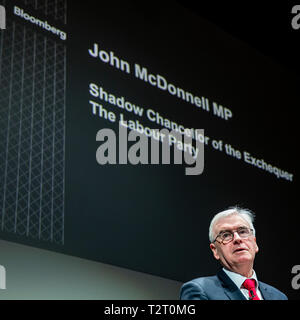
{"left": 208, "top": 206, "right": 256, "bottom": 243}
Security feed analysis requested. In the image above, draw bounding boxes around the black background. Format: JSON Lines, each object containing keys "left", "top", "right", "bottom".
{"left": 176, "top": 1, "right": 300, "bottom": 75}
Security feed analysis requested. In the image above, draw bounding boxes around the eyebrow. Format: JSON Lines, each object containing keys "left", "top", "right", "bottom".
{"left": 218, "top": 226, "right": 248, "bottom": 233}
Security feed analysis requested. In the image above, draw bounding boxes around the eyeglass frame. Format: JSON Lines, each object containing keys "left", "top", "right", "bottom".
{"left": 212, "top": 226, "right": 254, "bottom": 244}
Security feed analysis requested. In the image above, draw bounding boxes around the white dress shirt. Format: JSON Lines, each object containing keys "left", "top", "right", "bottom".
{"left": 222, "top": 268, "right": 263, "bottom": 300}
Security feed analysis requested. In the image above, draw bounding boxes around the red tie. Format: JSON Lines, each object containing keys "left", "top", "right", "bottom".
{"left": 243, "top": 279, "right": 260, "bottom": 300}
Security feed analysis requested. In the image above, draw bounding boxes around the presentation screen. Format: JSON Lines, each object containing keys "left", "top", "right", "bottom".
{"left": 0, "top": 0, "right": 298, "bottom": 298}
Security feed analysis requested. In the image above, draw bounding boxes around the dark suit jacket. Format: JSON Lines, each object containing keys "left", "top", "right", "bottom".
{"left": 180, "top": 269, "right": 288, "bottom": 300}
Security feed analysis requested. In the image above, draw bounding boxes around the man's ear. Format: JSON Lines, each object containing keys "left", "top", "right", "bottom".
{"left": 210, "top": 243, "right": 220, "bottom": 260}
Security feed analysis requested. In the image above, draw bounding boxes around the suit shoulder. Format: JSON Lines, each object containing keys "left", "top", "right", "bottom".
{"left": 259, "top": 281, "right": 288, "bottom": 300}
{"left": 184, "top": 275, "right": 219, "bottom": 287}
{"left": 180, "top": 275, "right": 219, "bottom": 300}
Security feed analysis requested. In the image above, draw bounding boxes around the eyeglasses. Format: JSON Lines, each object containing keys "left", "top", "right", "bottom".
{"left": 213, "top": 226, "right": 254, "bottom": 244}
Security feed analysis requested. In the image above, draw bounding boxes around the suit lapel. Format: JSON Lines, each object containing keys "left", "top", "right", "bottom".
{"left": 217, "top": 269, "right": 247, "bottom": 300}
{"left": 258, "top": 282, "right": 273, "bottom": 300}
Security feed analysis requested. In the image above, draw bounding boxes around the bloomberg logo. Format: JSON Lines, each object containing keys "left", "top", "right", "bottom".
{"left": 0, "top": 5, "right": 5, "bottom": 30}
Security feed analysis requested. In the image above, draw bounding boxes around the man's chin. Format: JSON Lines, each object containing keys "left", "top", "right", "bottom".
{"left": 233, "top": 252, "right": 252, "bottom": 263}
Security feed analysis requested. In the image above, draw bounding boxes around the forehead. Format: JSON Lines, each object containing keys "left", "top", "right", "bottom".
{"left": 214, "top": 214, "right": 250, "bottom": 233}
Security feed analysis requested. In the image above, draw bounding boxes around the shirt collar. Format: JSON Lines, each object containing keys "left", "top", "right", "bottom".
{"left": 222, "top": 268, "right": 259, "bottom": 290}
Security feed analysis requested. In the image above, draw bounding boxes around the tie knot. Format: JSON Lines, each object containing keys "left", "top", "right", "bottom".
{"left": 243, "top": 279, "right": 256, "bottom": 290}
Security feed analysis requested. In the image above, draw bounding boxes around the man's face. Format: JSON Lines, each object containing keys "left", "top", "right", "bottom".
{"left": 209, "top": 214, "right": 259, "bottom": 271}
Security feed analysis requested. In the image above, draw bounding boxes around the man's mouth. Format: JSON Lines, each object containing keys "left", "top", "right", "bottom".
{"left": 233, "top": 248, "right": 248, "bottom": 253}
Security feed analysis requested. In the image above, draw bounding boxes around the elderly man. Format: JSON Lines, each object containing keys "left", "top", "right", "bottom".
{"left": 180, "top": 207, "right": 287, "bottom": 300}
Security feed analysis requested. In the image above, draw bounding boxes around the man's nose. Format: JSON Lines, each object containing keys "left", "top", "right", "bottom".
{"left": 232, "top": 231, "right": 243, "bottom": 243}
